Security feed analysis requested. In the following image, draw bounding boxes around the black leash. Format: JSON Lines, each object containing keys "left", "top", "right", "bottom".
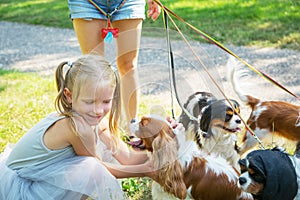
{"left": 163, "top": 10, "right": 200, "bottom": 123}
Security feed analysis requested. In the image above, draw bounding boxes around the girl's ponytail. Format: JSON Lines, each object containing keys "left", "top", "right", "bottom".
{"left": 55, "top": 61, "right": 72, "bottom": 116}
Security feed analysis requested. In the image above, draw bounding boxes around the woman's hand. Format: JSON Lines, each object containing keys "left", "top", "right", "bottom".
{"left": 147, "top": 0, "right": 161, "bottom": 21}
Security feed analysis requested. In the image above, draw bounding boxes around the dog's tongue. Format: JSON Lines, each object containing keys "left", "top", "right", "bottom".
{"left": 231, "top": 127, "right": 241, "bottom": 132}
{"left": 127, "top": 138, "right": 145, "bottom": 150}
{"left": 225, "top": 127, "right": 241, "bottom": 133}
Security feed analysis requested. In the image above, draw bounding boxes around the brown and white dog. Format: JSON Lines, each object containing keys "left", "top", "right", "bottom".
{"left": 238, "top": 147, "right": 300, "bottom": 200}
{"left": 178, "top": 91, "right": 242, "bottom": 170}
{"left": 228, "top": 57, "right": 300, "bottom": 154}
{"left": 131, "top": 115, "right": 253, "bottom": 200}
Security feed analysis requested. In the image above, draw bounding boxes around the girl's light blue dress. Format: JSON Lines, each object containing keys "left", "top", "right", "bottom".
{"left": 0, "top": 113, "right": 124, "bottom": 200}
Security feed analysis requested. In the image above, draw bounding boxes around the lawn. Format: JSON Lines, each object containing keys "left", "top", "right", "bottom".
{"left": 0, "top": 0, "right": 299, "bottom": 50}
{"left": 0, "top": 70, "right": 56, "bottom": 151}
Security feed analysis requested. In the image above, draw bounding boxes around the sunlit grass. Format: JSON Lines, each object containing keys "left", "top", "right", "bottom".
{"left": 0, "top": 0, "right": 299, "bottom": 49}
{"left": 0, "top": 70, "right": 56, "bottom": 151}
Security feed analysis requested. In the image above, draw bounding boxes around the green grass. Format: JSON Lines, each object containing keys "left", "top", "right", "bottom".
{"left": 0, "top": 0, "right": 299, "bottom": 50}
{"left": 0, "top": 70, "right": 56, "bottom": 150}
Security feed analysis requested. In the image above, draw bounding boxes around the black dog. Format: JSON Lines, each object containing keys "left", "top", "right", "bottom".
{"left": 238, "top": 147, "right": 300, "bottom": 200}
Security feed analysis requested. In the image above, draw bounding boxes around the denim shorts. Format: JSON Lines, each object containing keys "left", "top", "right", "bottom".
{"left": 68, "top": 0, "right": 146, "bottom": 21}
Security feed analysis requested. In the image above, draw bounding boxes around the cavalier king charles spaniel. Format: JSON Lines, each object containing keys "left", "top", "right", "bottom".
{"left": 238, "top": 147, "right": 300, "bottom": 200}
{"left": 130, "top": 115, "right": 253, "bottom": 200}
{"left": 178, "top": 91, "right": 242, "bottom": 170}
{"left": 228, "top": 56, "right": 300, "bottom": 155}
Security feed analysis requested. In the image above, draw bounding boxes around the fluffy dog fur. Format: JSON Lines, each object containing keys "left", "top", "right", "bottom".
{"left": 178, "top": 91, "right": 242, "bottom": 170}
{"left": 227, "top": 57, "right": 300, "bottom": 154}
{"left": 131, "top": 115, "right": 253, "bottom": 200}
{"left": 238, "top": 147, "right": 300, "bottom": 200}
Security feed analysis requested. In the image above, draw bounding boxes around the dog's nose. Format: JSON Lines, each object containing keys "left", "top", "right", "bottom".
{"left": 238, "top": 177, "right": 247, "bottom": 185}
{"left": 236, "top": 119, "right": 241, "bottom": 124}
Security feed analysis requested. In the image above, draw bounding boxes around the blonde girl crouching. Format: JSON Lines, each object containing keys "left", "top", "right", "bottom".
{"left": 0, "top": 54, "right": 154, "bottom": 200}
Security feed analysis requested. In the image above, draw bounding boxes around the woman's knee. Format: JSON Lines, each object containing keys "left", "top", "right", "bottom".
{"left": 117, "top": 55, "right": 138, "bottom": 75}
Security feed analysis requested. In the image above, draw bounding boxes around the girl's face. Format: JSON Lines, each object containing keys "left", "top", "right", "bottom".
{"left": 65, "top": 81, "right": 115, "bottom": 126}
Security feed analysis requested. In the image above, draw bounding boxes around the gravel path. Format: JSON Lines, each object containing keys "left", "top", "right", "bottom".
{"left": 1, "top": 21, "right": 299, "bottom": 111}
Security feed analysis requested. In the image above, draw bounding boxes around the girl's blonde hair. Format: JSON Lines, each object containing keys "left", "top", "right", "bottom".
{"left": 55, "top": 54, "right": 121, "bottom": 150}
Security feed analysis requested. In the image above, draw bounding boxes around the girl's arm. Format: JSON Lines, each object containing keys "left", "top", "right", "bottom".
{"left": 67, "top": 116, "right": 99, "bottom": 158}
{"left": 44, "top": 116, "right": 98, "bottom": 159}
{"left": 98, "top": 119, "right": 149, "bottom": 165}
{"left": 102, "top": 160, "right": 154, "bottom": 179}
{"left": 114, "top": 140, "right": 149, "bottom": 165}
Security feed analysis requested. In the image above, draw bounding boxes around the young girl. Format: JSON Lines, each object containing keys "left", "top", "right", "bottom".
{"left": 0, "top": 54, "right": 154, "bottom": 199}
{"left": 68, "top": 0, "right": 161, "bottom": 131}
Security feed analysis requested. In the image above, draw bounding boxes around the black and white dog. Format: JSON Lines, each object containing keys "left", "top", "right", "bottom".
{"left": 178, "top": 91, "right": 242, "bottom": 169}
{"left": 238, "top": 147, "right": 300, "bottom": 200}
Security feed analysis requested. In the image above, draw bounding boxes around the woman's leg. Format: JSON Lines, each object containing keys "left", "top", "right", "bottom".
{"left": 113, "top": 19, "right": 143, "bottom": 129}
{"left": 72, "top": 18, "right": 106, "bottom": 55}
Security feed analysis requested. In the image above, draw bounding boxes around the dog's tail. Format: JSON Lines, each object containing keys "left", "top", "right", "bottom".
{"left": 226, "top": 56, "right": 260, "bottom": 109}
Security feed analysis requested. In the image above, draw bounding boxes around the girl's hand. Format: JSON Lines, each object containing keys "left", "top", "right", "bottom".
{"left": 147, "top": 0, "right": 161, "bottom": 21}
{"left": 143, "top": 158, "right": 159, "bottom": 180}
{"left": 70, "top": 113, "right": 98, "bottom": 157}
{"left": 166, "top": 116, "right": 185, "bottom": 132}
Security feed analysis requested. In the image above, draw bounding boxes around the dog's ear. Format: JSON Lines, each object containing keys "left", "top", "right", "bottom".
{"left": 229, "top": 99, "right": 240, "bottom": 114}
{"left": 163, "top": 160, "right": 187, "bottom": 199}
{"left": 238, "top": 158, "right": 248, "bottom": 173}
{"left": 152, "top": 129, "right": 187, "bottom": 199}
{"left": 152, "top": 128, "right": 176, "bottom": 170}
{"left": 200, "top": 105, "right": 211, "bottom": 133}
{"left": 238, "top": 158, "right": 246, "bottom": 167}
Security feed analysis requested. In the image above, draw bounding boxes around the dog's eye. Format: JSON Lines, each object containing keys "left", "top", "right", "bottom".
{"left": 225, "top": 112, "right": 233, "bottom": 122}
{"left": 140, "top": 118, "right": 150, "bottom": 126}
{"left": 240, "top": 164, "right": 247, "bottom": 173}
{"left": 249, "top": 168, "right": 265, "bottom": 183}
{"left": 251, "top": 173, "right": 265, "bottom": 183}
{"left": 248, "top": 168, "right": 255, "bottom": 175}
